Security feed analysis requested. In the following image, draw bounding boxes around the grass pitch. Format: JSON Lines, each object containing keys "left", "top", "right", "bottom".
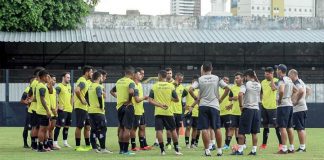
{"left": 0, "top": 127, "right": 323, "bottom": 160}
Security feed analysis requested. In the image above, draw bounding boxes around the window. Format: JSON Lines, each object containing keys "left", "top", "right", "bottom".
{"left": 268, "top": 7, "right": 270, "bottom": 10}
{"left": 299, "top": 9, "right": 302, "bottom": 12}
{"left": 294, "top": 8, "right": 297, "bottom": 12}
{"left": 263, "top": 7, "right": 265, "bottom": 10}
{"left": 289, "top": 8, "right": 291, "bottom": 12}
{"left": 252, "top": 6, "right": 254, "bottom": 10}
{"left": 310, "top": 9, "right": 312, "bottom": 12}
{"left": 305, "top": 9, "right": 307, "bottom": 12}
{"left": 257, "top": 6, "right": 259, "bottom": 10}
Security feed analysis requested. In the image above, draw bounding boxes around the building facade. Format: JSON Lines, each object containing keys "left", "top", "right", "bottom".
{"left": 170, "top": 0, "right": 201, "bottom": 16}
{"left": 316, "top": 0, "right": 324, "bottom": 17}
{"left": 237, "top": 0, "right": 315, "bottom": 18}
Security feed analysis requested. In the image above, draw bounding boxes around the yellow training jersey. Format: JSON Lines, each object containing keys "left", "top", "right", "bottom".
{"left": 115, "top": 77, "right": 136, "bottom": 110}
{"left": 261, "top": 78, "right": 278, "bottom": 109}
{"left": 171, "top": 84, "right": 186, "bottom": 114}
{"left": 36, "top": 82, "right": 50, "bottom": 116}
{"left": 57, "top": 83, "right": 73, "bottom": 113}
{"left": 88, "top": 82, "right": 105, "bottom": 114}
{"left": 219, "top": 88, "right": 231, "bottom": 116}
{"left": 49, "top": 86, "right": 56, "bottom": 116}
{"left": 29, "top": 79, "right": 39, "bottom": 112}
{"left": 230, "top": 85, "right": 241, "bottom": 116}
{"left": 74, "top": 77, "right": 90, "bottom": 111}
{"left": 132, "top": 82, "right": 145, "bottom": 116}
{"left": 150, "top": 82, "right": 176, "bottom": 116}
{"left": 184, "top": 86, "right": 199, "bottom": 117}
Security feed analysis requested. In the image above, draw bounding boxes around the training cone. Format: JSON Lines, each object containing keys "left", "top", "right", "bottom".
{"left": 179, "top": 122, "right": 185, "bottom": 136}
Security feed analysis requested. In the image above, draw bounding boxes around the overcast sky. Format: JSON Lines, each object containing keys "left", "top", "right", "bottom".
{"left": 95, "top": 0, "right": 213, "bottom": 15}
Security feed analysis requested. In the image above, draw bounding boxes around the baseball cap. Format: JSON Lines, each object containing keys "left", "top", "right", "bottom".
{"left": 275, "top": 64, "right": 287, "bottom": 72}
{"left": 264, "top": 67, "right": 274, "bottom": 72}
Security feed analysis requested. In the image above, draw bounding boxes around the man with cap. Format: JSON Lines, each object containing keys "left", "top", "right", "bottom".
{"left": 276, "top": 64, "right": 297, "bottom": 154}
{"left": 260, "top": 67, "right": 282, "bottom": 150}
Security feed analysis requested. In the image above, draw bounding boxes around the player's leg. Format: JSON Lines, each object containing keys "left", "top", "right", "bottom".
{"left": 23, "top": 111, "right": 31, "bottom": 148}
{"left": 53, "top": 110, "right": 63, "bottom": 149}
{"left": 121, "top": 105, "right": 135, "bottom": 154}
{"left": 184, "top": 115, "right": 192, "bottom": 148}
{"left": 261, "top": 106, "right": 270, "bottom": 149}
{"left": 63, "top": 112, "right": 72, "bottom": 147}
{"left": 294, "top": 111, "right": 307, "bottom": 152}
{"left": 83, "top": 114, "right": 91, "bottom": 150}
{"left": 138, "top": 115, "right": 150, "bottom": 150}
{"left": 130, "top": 115, "right": 139, "bottom": 151}
{"left": 74, "top": 109, "right": 86, "bottom": 151}
{"left": 232, "top": 109, "right": 253, "bottom": 155}
{"left": 277, "top": 107, "right": 290, "bottom": 153}
{"left": 48, "top": 117, "right": 56, "bottom": 150}
{"left": 168, "top": 116, "right": 181, "bottom": 155}
{"left": 197, "top": 106, "right": 211, "bottom": 156}
{"left": 287, "top": 106, "right": 295, "bottom": 153}
{"left": 212, "top": 109, "right": 222, "bottom": 156}
{"left": 31, "top": 111, "right": 39, "bottom": 150}
{"left": 249, "top": 109, "right": 261, "bottom": 155}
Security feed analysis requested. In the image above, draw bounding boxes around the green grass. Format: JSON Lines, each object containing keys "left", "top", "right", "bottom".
{"left": 0, "top": 127, "right": 323, "bottom": 160}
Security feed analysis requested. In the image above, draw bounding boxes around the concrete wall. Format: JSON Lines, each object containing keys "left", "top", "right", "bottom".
{"left": 85, "top": 12, "right": 324, "bottom": 30}
{"left": 316, "top": 0, "right": 324, "bottom": 17}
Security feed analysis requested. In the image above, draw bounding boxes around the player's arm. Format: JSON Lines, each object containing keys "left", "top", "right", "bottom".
{"left": 134, "top": 89, "right": 148, "bottom": 103}
{"left": 75, "top": 82, "right": 87, "bottom": 105}
{"left": 56, "top": 86, "right": 63, "bottom": 110}
{"left": 171, "top": 90, "right": 179, "bottom": 102}
{"left": 110, "top": 86, "right": 117, "bottom": 98}
{"left": 96, "top": 86, "right": 104, "bottom": 109}
{"left": 238, "top": 85, "right": 246, "bottom": 111}
{"left": 148, "top": 90, "right": 167, "bottom": 110}
{"left": 219, "top": 86, "right": 230, "bottom": 104}
{"left": 293, "top": 86, "right": 305, "bottom": 106}
{"left": 39, "top": 88, "right": 50, "bottom": 117}
{"left": 20, "top": 92, "right": 30, "bottom": 105}
{"left": 278, "top": 83, "right": 285, "bottom": 105}
{"left": 128, "top": 83, "right": 136, "bottom": 102}
{"left": 270, "top": 78, "right": 277, "bottom": 91}
{"left": 189, "top": 81, "right": 199, "bottom": 100}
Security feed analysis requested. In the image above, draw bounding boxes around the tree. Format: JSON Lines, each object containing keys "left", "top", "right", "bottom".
{"left": 0, "top": 0, "right": 98, "bottom": 31}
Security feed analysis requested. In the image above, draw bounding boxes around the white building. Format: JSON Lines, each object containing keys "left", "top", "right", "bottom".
{"left": 316, "top": 0, "right": 324, "bottom": 17}
{"left": 208, "top": 0, "right": 232, "bottom": 16}
{"left": 237, "top": 0, "right": 315, "bottom": 17}
{"left": 237, "top": 0, "right": 271, "bottom": 17}
{"left": 170, "top": 0, "right": 201, "bottom": 16}
{"left": 284, "top": 0, "right": 315, "bottom": 17}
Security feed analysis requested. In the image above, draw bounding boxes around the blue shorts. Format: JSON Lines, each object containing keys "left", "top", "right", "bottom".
{"left": 197, "top": 106, "right": 221, "bottom": 130}
{"left": 293, "top": 111, "right": 307, "bottom": 130}
{"left": 238, "top": 108, "right": 260, "bottom": 135}
{"left": 277, "top": 106, "right": 293, "bottom": 128}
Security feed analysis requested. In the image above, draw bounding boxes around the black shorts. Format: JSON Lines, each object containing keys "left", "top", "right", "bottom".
{"left": 133, "top": 114, "right": 146, "bottom": 127}
{"left": 89, "top": 113, "right": 107, "bottom": 130}
{"left": 57, "top": 110, "right": 72, "bottom": 127}
{"left": 30, "top": 111, "right": 39, "bottom": 127}
{"left": 197, "top": 106, "right": 221, "bottom": 130}
{"left": 221, "top": 115, "right": 231, "bottom": 128}
{"left": 75, "top": 108, "right": 90, "bottom": 128}
{"left": 293, "top": 111, "right": 307, "bottom": 130}
{"left": 38, "top": 114, "right": 50, "bottom": 127}
{"left": 155, "top": 115, "right": 176, "bottom": 131}
{"left": 261, "top": 106, "right": 277, "bottom": 126}
{"left": 239, "top": 108, "right": 261, "bottom": 135}
{"left": 230, "top": 115, "right": 240, "bottom": 128}
{"left": 174, "top": 114, "right": 183, "bottom": 128}
{"left": 277, "top": 106, "right": 293, "bottom": 128}
{"left": 117, "top": 105, "right": 135, "bottom": 129}
{"left": 184, "top": 116, "right": 198, "bottom": 128}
